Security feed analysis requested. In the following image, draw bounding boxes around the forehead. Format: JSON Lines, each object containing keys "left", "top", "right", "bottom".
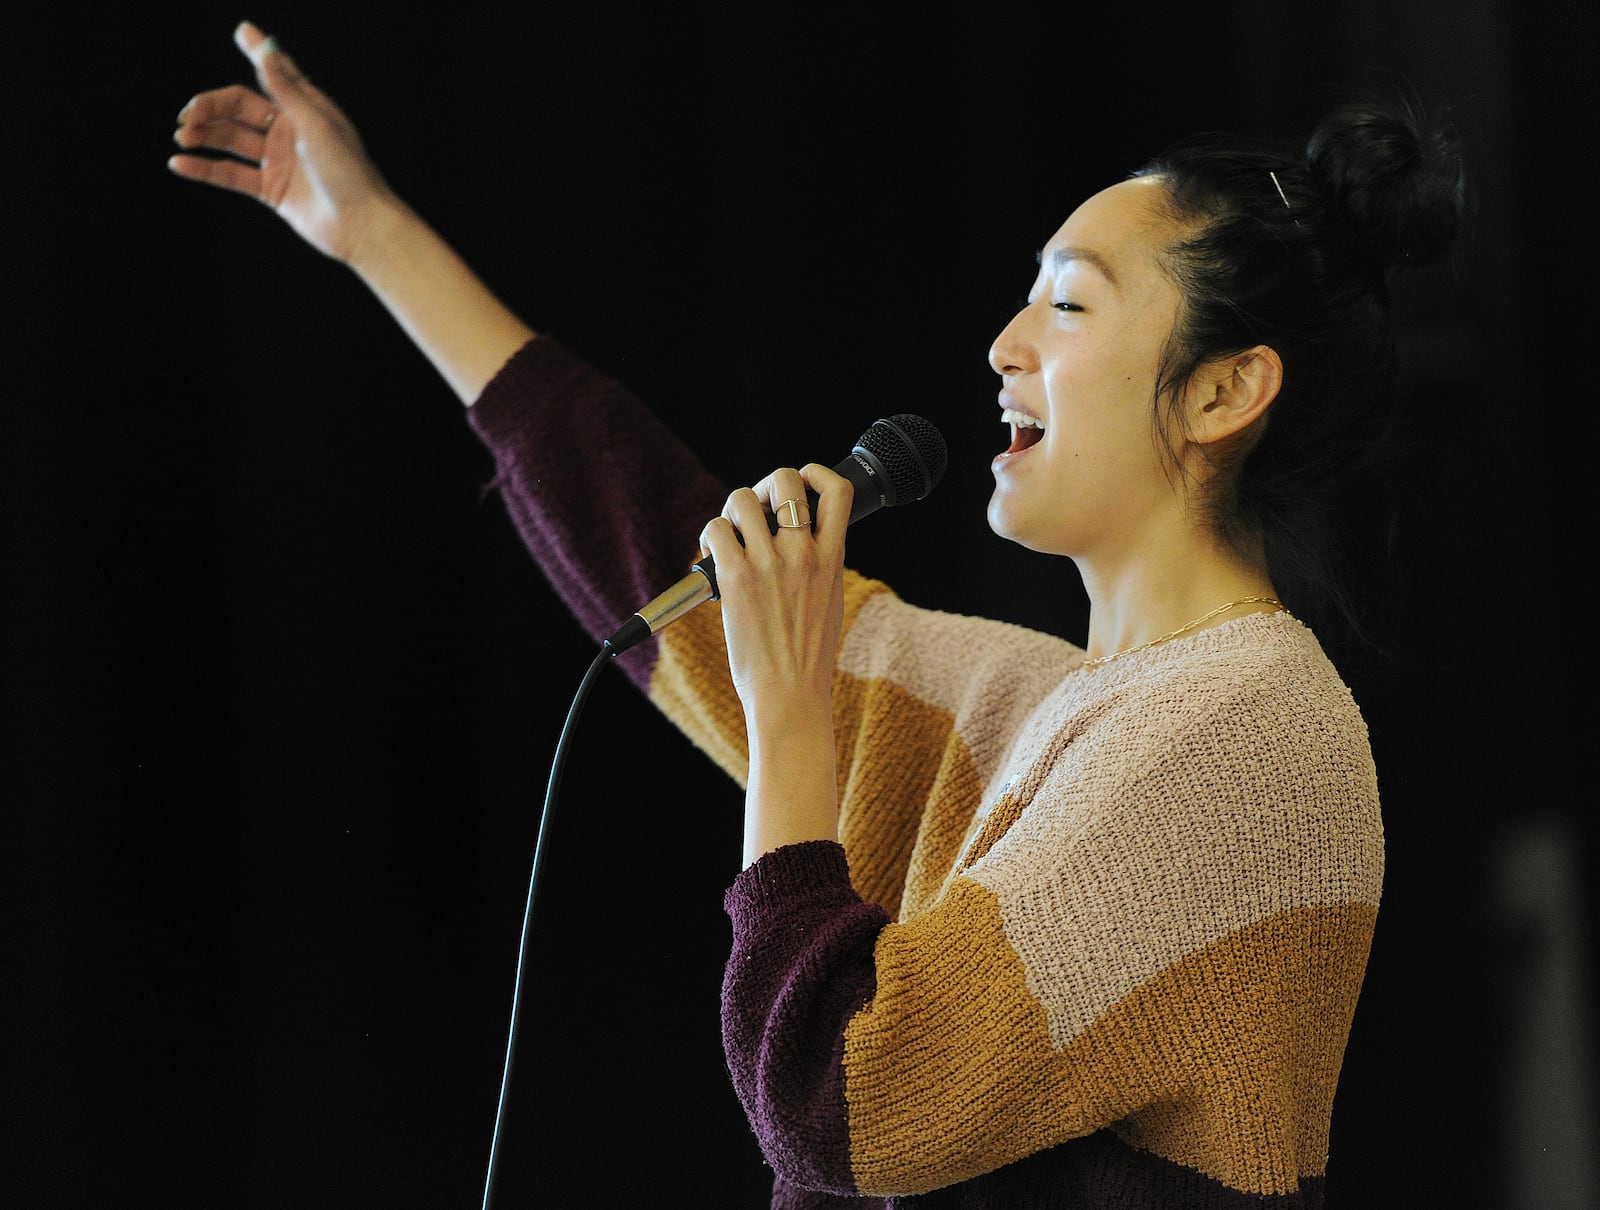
{"left": 1037, "top": 176, "right": 1176, "bottom": 286}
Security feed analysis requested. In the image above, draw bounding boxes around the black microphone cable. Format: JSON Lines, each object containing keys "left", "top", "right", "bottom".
{"left": 479, "top": 637, "right": 619, "bottom": 1210}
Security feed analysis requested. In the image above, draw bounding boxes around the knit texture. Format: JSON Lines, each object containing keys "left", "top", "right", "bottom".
{"left": 470, "top": 336, "right": 1384, "bottom": 1208}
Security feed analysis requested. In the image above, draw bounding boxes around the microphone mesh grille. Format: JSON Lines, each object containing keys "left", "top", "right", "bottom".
{"left": 857, "top": 414, "right": 948, "bottom": 505}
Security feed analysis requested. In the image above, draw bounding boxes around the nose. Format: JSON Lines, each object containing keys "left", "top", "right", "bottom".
{"left": 988, "top": 305, "right": 1036, "bottom": 376}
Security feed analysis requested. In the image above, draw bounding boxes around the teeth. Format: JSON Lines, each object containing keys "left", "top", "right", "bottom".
{"left": 1002, "top": 408, "right": 1044, "bottom": 430}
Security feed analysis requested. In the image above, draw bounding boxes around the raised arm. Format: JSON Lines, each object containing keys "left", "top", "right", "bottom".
{"left": 168, "top": 23, "right": 890, "bottom": 882}
{"left": 168, "top": 21, "right": 532, "bottom": 403}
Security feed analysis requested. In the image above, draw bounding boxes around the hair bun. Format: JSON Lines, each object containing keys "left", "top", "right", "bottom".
{"left": 1305, "top": 97, "right": 1466, "bottom": 268}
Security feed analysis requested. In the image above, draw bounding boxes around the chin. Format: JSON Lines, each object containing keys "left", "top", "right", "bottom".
{"left": 987, "top": 494, "right": 1073, "bottom": 557}
{"left": 985, "top": 491, "right": 1011, "bottom": 540}
{"left": 986, "top": 494, "right": 1032, "bottom": 549}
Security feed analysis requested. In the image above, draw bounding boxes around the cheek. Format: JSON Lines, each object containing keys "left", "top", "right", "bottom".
{"left": 1044, "top": 385, "right": 1141, "bottom": 464}
{"left": 1045, "top": 340, "right": 1155, "bottom": 407}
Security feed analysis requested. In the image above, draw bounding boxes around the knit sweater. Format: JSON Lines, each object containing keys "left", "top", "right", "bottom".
{"left": 468, "top": 336, "right": 1384, "bottom": 1208}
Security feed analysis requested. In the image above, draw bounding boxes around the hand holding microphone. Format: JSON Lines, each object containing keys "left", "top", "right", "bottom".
{"left": 703, "top": 462, "right": 854, "bottom": 711}
{"left": 603, "top": 414, "right": 948, "bottom": 656}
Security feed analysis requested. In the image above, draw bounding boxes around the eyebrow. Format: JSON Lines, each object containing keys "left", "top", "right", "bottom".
{"left": 1036, "top": 245, "right": 1120, "bottom": 288}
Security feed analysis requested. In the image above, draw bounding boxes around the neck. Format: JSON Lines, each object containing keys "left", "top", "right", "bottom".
{"left": 1078, "top": 548, "right": 1278, "bottom": 665}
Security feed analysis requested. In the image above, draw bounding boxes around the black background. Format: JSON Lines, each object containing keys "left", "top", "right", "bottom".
{"left": 6, "top": 2, "right": 1595, "bottom": 1207}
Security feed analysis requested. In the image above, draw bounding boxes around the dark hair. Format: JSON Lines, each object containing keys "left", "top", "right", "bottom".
{"left": 1132, "top": 94, "right": 1467, "bottom": 643}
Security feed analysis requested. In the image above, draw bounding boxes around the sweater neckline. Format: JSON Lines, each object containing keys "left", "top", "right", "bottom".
{"left": 1072, "top": 609, "right": 1299, "bottom": 676}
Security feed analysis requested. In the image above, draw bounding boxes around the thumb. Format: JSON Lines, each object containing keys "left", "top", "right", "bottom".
{"left": 234, "top": 21, "right": 314, "bottom": 111}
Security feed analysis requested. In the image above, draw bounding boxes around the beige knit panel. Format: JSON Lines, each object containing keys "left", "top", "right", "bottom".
{"left": 967, "top": 697, "right": 1383, "bottom": 1052}
{"left": 837, "top": 589, "right": 1081, "bottom": 798}
{"left": 842, "top": 877, "right": 1119, "bottom": 1195}
{"left": 649, "top": 570, "right": 891, "bottom": 789}
{"left": 1102, "top": 902, "right": 1379, "bottom": 1195}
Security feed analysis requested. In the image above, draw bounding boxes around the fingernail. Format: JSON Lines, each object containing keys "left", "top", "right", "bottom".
{"left": 244, "top": 36, "right": 276, "bottom": 67}
{"left": 235, "top": 21, "right": 280, "bottom": 66}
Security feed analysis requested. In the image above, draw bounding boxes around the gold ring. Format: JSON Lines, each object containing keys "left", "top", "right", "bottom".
{"left": 774, "top": 497, "right": 811, "bottom": 529}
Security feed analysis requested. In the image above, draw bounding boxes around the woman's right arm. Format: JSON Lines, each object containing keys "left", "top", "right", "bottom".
{"left": 169, "top": 21, "right": 532, "bottom": 404}
{"left": 168, "top": 22, "right": 744, "bottom": 710}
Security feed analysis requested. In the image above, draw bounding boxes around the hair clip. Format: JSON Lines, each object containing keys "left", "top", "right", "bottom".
{"left": 1268, "top": 171, "right": 1302, "bottom": 226}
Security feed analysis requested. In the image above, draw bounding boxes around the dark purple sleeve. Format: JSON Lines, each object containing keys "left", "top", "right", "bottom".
{"left": 466, "top": 337, "right": 730, "bottom": 690}
{"left": 722, "top": 840, "right": 891, "bottom": 1196}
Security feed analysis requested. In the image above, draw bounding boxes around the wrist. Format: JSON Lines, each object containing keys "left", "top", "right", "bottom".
{"left": 343, "top": 189, "right": 421, "bottom": 280}
{"left": 742, "top": 710, "right": 840, "bottom": 868}
{"left": 746, "top": 708, "right": 834, "bottom": 765}
{"left": 741, "top": 671, "right": 832, "bottom": 722}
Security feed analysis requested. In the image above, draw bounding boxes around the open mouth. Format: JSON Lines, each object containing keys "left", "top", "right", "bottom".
{"left": 1002, "top": 407, "right": 1045, "bottom": 454}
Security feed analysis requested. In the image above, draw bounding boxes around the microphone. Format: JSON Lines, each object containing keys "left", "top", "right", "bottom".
{"left": 604, "top": 414, "right": 948, "bottom": 655}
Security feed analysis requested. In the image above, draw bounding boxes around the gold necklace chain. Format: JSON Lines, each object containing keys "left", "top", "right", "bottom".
{"left": 1081, "top": 596, "right": 1284, "bottom": 669}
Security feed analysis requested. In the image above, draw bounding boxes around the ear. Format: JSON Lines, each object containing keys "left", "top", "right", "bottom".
{"left": 1186, "top": 345, "right": 1284, "bottom": 445}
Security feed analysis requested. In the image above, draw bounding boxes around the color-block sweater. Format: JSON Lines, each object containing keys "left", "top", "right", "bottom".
{"left": 468, "top": 336, "right": 1384, "bottom": 1209}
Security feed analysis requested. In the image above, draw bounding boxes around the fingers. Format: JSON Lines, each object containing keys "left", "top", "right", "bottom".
{"left": 175, "top": 83, "right": 278, "bottom": 137}
{"left": 707, "top": 486, "right": 775, "bottom": 558}
{"left": 168, "top": 84, "right": 273, "bottom": 197}
{"left": 771, "top": 493, "right": 813, "bottom": 532}
{"left": 726, "top": 470, "right": 808, "bottom": 541}
{"left": 797, "top": 463, "right": 852, "bottom": 549}
{"left": 166, "top": 150, "right": 264, "bottom": 198}
{"left": 752, "top": 464, "right": 852, "bottom": 553}
{"left": 171, "top": 90, "right": 274, "bottom": 166}
{"left": 707, "top": 465, "right": 853, "bottom": 563}
{"left": 699, "top": 478, "right": 793, "bottom": 571}
{"left": 168, "top": 20, "right": 294, "bottom": 147}
{"left": 168, "top": 22, "right": 345, "bottom": 207}
{"left": 762, "top": 468, "right": 814, "bottom": 538}
{"left": 698, "top": 495, "right": 749, "bottom": 575}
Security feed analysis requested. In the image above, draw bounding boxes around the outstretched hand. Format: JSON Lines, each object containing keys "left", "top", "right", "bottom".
{"left": 169, "top": 21, "right": 392, "bottom": 264}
